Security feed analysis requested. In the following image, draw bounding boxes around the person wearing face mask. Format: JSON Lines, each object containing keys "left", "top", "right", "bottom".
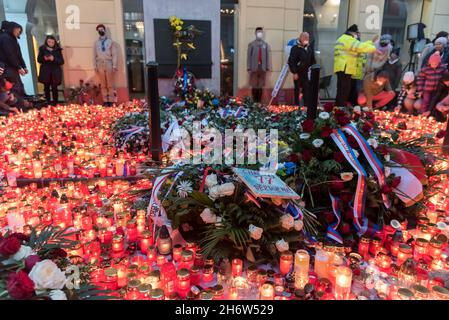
{"left": 364, "top": 34, "right": 393, "bottom": 81}
{"left": 381, "top": 48, "right": 402, "bottom": 90}
{"left": 358, "top": 70, "right": 395, "bottom": 109}
{"left": 418, "top": 31, "right": 449, "bottom": 72}
{"left": 288, "top": 32, "right": 316, "bottom": 107}
{"left": 94, "top": 24, "right": 118, "bottom": 106}
{"left": 334, "top": 24, "right": 377, "bottom": 107}
{"left": 247, "top": 27, "right": 271, "bottom": 103}
{"left": 0, "top": 21, "right": 28, "bottom": 102}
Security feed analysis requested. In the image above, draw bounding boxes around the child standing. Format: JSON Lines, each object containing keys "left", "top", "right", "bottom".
{"left": 417, "top": 52, "right": 448, "bottom": 115}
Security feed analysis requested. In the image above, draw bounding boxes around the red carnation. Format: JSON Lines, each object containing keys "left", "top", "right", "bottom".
{"left": 0, "top": 236, "right": 21, "bottom": 256}
{"left": 25, "top": 255, "right": 41, "bottom": 271}
{"left": 333, "top": 151, "right": 345, "bottom": 163}
{"left": 340, "top": 191, "right": 353, "bottom": 204}
{"left": 339, "top": 222, "right": 351, "bottom": 235}
{"left": 391, "top": 176, "right": 402, "bottom": 189}
{"left": 334, "top": 109, "right": 346, "bottom": 117}
{"left": 323, "top": 211, "right": 335, "bottom": 224}
{"left": 329, "top": 176, "right": 344, "bottom": 192}
{"left": 381, "top": 184, "right": 393, "bottom": 194}
{"left": 301, "top": 149, "right": 312, "bottom": 163}
{"left": 302, "top": 119, "right": 314, "bottom": 133}
{"left": 365, "top": 112, "right": 375, "bottom": 120}
{"left": 377, "top": 145, "right": 389, "bottom": 156}
{"left": 323, "top": 102, "right": 335, "bottom": 112}
{"left": 7, "top": 271, "right": 35, "bottom": 300}
{"left": 321, "top": 126, "right": 333, "bottom": 138}
{"left": 337, "top": 116, "right": 350, "bottom": 126}
{"left": 9, "top": 233, "right": 29, "bottom": 242}
{"left": 115, "top": 227, "right": 125, "bottom": 236}
{"left": 436, "top": 130, "right": 446, "bottom": 139}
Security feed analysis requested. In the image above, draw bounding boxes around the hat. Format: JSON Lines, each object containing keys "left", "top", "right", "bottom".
{"left": 96, "top": 24, "right": 106, "bottom": 31}
{"left": 347, "top": 24, "right": 359, "bottom": 33}
{"left": 435, "top": 37, "right": 448, "bottom": 46}
{"left": 429, "top": 51, "right": 442, "bottom": 66}
{"left": 380, "top": 34, "right": 392, "bottom": 43}
{"left": 403, "top": 71, "right": 415, "bottom": 84}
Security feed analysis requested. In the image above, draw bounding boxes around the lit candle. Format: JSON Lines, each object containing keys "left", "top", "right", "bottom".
{"left": 172, "top": 244, "right": 183, "bottom": 262}
{"left": 139, "top": 230, "right": 152, "bottom": 254}
{"left": 176, "top": 268, "right": 191, "bottom": 298}
{"left": 112, "top": 235, "right": 124, "bottom": 253}
{"left": 335, "top": 266, "right": 352, "bottom": 300}
{"left": 232, "top": 258, "right": 243, "bottom": 277}
{"left": 294, "top": 250, "right": 310, "bottom": 289}
{"left": 33, "top": 160, "right": 42, "bottom": 178}
{"left": 259, "top": 283, "right": 275, "bottom": 300}
{"left": 228, "top": 287, "right": 239, "bottom": 300}
{"left": 279, "top": 251, "right": 293, "bottom": 276}
{"left": 314, "top": 250, "right": 330, "bottom": 279}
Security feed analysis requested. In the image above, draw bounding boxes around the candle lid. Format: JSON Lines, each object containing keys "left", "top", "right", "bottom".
{"left": 150, "top": 288, "right": 164, "bottom": 299}
{"left": 199, "top": 291, "right": 213, "bottom": 300}
{"left": 181, "top": 250, "right": 193, "bottom": 258}
{"left": 149, "top": 270, "right": 161, "bottom": 279}
{"left": 138, "top": 283, "right": 152, "bottom": 294}
{"left": 411, "top": 284, "right": 429, "bottom": 295}
{"left": 104, "top": 267, "right": 117, "bottom": 277}
{"left": 432, "top": 286, "right": 449, "bottom": 297}
{"left": 397, "top": 288, "right": 414, "bottom": 298}
{"left": 128, "top": 279, "right": 141, "bottom": 289}
{"left": 390, "top": 219, "right": 401, "bottom": 229}
{"left": 177, "top": 268, "right": 190, "bottom": 278}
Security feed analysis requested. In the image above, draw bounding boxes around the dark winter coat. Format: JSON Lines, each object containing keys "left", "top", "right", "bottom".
{"left": 37, "top": 45, "right": 64, "bottom": 86}
{"left": 382, "top": 59, "right": 402, "bottom": 90}
{"left": 288, "top": 42, "right": 316, "bottom": 76}
{"left": 0, "top": 22, "right": 26, "bottom": 71}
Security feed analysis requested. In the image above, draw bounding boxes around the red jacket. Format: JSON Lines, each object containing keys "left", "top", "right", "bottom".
{"left": 417, "top": 64, "right": 448, "bottom": 92}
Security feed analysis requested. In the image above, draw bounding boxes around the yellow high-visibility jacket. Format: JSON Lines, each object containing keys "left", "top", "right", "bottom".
{"left": 334, "top": 34, "right": 376, "bottom": 76}
{"left": 353, "top": 53, "right": 367, "bottom": 80}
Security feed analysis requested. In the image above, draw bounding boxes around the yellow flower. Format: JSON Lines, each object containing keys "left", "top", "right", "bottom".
{"left": 176, "top": 26, "right": 182, "bottom": 31}
{"left": 187, "top": 43, "right": 196, "bottom": 49}
{"left": 181, "top": 53, "right": 188, "bottom": 60}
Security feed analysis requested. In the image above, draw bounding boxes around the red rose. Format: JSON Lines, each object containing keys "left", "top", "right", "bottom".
{"left": 0, "top": 236, "right": 21, "bottom": 256}
{"left": 339, "top": 222, "right": 351, "bottom": 235}
{"left": 381, "top": 184, "right": 393, "bottom": 194}
{"left": 329, "top": 176, "right": 344, "bottom": 192}
{"left": 7, "top": 271, "right": 35, "bottom": 300}
{"left": 9, "top": 233, "right": 29, "bottom": 242}
{"left": 337, "top": 116, "right": 350, "bottom": 126}
{"left": 302, "top": 119, "right": 315, "bottom": 133}
{"left": 287, "top": 153, "right": 300, "bottom": 163}
{"left": 344, "top": 209, "right": 354, "bottom": 221}
{"left": 362, "top": 121, "right": 373, "bottom": 133}
{"left": 377, "top": 145, "right": 389, "bottom": 156}
{"left": 340, "top": 191, "right": 353, "bottom": 204}
{"left": 436, "top": 130, "right": 446, "bottom": 139}
{"left": 25, "top": 255, "right": 41, "bottom": 271}
{"left": 323, "top": 102, "right": 335, "bottom": 112}
{"left": 334, "top": 109, "right": 346, "bottom": 117}
{"left": 347, "top": 135, "right": 359, "bottom": 149}
{"left": 50, "top": 248, "right": 68, "bottom": 259}
{"left": 391, "top": 176, "right": 402, "bottom": 189}
{"left": 365, "top": 111, "right": 375, "bottom": 120}
{"left": 301, "top": 149, "right": 312, "bottom": 163}
{"left": 333, "top": 151, "right": 345, "bottom": 163}
{"left": 321, "top": 126, "right": 333, "bottom": 138}
{"left": 323, "top": 211, "right": 335, "bottom": 224}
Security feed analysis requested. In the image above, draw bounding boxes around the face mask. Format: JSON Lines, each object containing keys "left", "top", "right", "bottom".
{"left": 256, "top": 32, "right": 263, "bottom": 39}
{"left": 98, "top": 30, "right": 105, "bottom": 37}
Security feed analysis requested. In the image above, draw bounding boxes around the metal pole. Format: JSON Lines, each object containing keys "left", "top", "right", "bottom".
{"left": 307, "top": 64, "right": 321, "bottom": 120}
{"left": 146, "top": 62, "right": 162, "bottom": 163}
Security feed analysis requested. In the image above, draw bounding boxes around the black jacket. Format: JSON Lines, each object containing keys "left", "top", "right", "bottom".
{"left": 288, "top": 42, "right": 316, "bottom": 76}
{"left": 382, "top": 60, "right": 402, "bottom": 90}
{"left": 37, "top": 45, "right": 64, "bottom": 85}
{"left": 0, "top": 22, "right": 26, "bottom": 71}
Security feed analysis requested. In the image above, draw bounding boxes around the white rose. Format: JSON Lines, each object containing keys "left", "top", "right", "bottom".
{"left": 205, "top": 174, "right": 218, "bottom": 188}
{"left": 384, "top": 154, "right": 391, "bottom": 162}
{"left": 29, "top": 260, "right": 67, "bottom": 290}
{"left": 340, "top": 172, "right": 354, "bottom": 182}
{"left": 353, "top": 106, "right": 361, "bottom": 114}
{"left": 362, "top": 107, "right": 370, "bottom": 112}
{"left": 12, "top": 245, "right": 33, "bottom": 261}
{"left": 280, "top": 214, "right": 294, "bottom": 230}
{"left": 219, "top": 183, "right": 235, "bottom": 197}
{"left": 275, "top": 239, "right": 289, "bottom": 252}
{"left": 200, "top": 208, "right": 217, "bottom": 224}
{"left": 319, "top": 112, "right": 330, "bottom": 120}
{"left": 248, "top": 224, "right": 263, "bottom": 240}
{"left": 368, "top": 138, "right": 379, "bottom": 149}
{"left": 49, "top": 290, "right": 67, "bottom": 300}
{"left": 300, "top": 133, "right": 311, "bottom": 140}
{"left": 312, "top": 139, "right": 324, "bottom": 148}
{"left": 294, "top": 220, "right": 304, "bottom": 231}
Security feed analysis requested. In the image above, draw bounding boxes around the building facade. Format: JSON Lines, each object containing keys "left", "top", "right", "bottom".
{"left": 0, "top": 0, "right": 448, "bottom": 103}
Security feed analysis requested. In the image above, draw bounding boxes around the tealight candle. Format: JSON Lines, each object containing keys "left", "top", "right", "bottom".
{"left": 139, "top": 230, "right": 152, "bottom": 254}
{"left": 314, "top": 250, "right": 329, "bottom": 279}
{"left": 280, "top": 251, "right": 293, "bottom": 276}
{"left": 259, "top": 283, "right": 275, "bottom": 300}
{"left": 172, "top": 244, "right": 183, "bottom": 262}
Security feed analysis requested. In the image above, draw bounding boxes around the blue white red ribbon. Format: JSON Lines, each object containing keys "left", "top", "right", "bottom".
{"left": 342, "top": 124, "right": 391, "bottom": 209}
{"left": 327, "top": 193, "right": 343, "bottom": 244}
{"left": 331, "top": 129, "right": 368, "bottom": 236}
{"left": 183, "top": 67, "right": 188, "bottom": 93}
{"left": 286, "top": 202, "right": 304, "bottom": 221}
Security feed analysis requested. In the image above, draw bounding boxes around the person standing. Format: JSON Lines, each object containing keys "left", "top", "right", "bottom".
{"left": 0, "top": 21, "right": 28, "bottom": 100}
{"left": 94, "top": 24, "right": 118, "bottom": 106}
{"left": 334, "top": 24, "right": 377, "bottom": 107}
{"left": 247, "top": 27, "right": 271, "bottom": 103}
{"left": 38, "top": 35, "right": 64, "bottom": 106}
{"left": 288, "top": 32, "right": 316, "bottom": 107}
{"left": 381, "top": 48, "right": 402, "bottom": 90}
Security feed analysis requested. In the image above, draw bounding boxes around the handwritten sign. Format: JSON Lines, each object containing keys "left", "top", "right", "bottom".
{"left": 233, "top": 168, "right": 300, "bottom": 199}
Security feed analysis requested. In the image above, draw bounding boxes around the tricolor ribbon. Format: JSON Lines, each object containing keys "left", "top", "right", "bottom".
{"left": 285, "top": 202, "right": 304, "bottom": 221}
{"left": 327, "top": 193, "right": 343, "bottom": 244}
{"left": 183, "top": 67, "right": 188, "bottom": 93}
{"left": 331, "top": 129, "right": 368, "bottom": 236}
{"left": 342, "top": 124, "right": 391, "bottom": 209}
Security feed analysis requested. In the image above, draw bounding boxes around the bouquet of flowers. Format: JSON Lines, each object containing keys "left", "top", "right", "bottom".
{"left": 66, "top": 80, "right": 102, "bottom": 105}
